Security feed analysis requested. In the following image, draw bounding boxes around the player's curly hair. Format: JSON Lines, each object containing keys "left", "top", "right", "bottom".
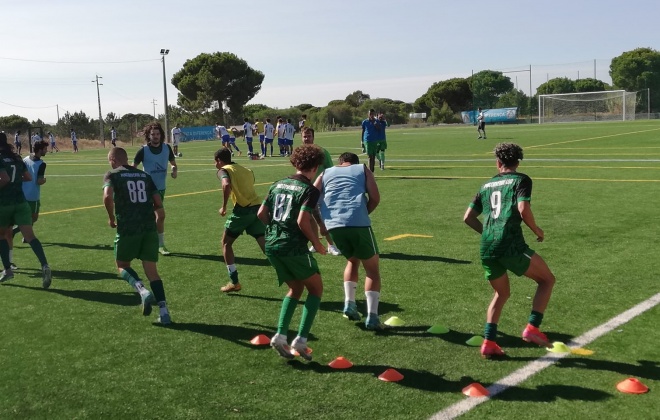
{"left": 33, "top": 140, "right": 49, "bottom": 154}
{"left": 143, "top": 121, "right": 165, "bottom": 143}
{"left": 290, "top": 144, "right": 325, "bottom": 172}
{"left": 494, "top": 143, "right": 524, "bottom": 168}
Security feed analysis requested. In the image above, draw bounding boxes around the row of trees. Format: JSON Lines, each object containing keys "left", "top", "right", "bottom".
{"left": 2, "top": 48, "right": 659, "bottom": 137}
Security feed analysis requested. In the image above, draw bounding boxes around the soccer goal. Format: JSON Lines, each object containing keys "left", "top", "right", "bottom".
{"left": 538, "top": 90, "right": 637, "bottom": 123}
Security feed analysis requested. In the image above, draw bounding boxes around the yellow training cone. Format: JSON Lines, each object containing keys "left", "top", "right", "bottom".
{"left": 427, "top": 325, "right": 450, "bottom": 335}
{"left": 546, "top": 341, "right": 571, "bottom": 353}
{"left": 384, "top": 316, "right": 405, "bottom": 327}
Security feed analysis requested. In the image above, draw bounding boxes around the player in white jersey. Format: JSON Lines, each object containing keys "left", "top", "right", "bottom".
{"left": 171, "top": 124, "right": 184, "bottom": 157}
{"left": 70, "top": 129, "right": 79, "bottom": 153}
{"left": 263, "top": 118, "right": 275, "bottom": 157}
{"left": 216, "top": 123, "right": 231, "bottom": 148}
{"left": 283, "top": 119, "right": 296, "bottom": 156}
{"left": 14, "top": 130, "right": 22, "bottom": 154}
{"left": 110, "top": 126, "right": 118, "bottom": 147}
{"left": 276, "top": 118, "right": 286, "bottom": 156}
{"left": 47, "top": 132, "right": 59, "bottom": 153}
{"left": 242, "top": 118, "right": 255, "bottom": 155}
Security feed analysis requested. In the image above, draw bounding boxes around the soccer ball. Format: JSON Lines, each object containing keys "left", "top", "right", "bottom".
{"left": 177, "top": 153, "right": 182, "bottom": 157}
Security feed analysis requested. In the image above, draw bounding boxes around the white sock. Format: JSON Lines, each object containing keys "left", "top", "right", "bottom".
{"left": 135, "top": 281, "right": 147, "bottom": 295}
{"left": 293, "top": 335, "right": 307, "bottom": 344}
{"left": 365, "top": 290, "right": 380, "bottom": 316}
{"left": 158, "top": 233, "right": 165, "bottom": 247}
{"left": 227, "top": 264, "right": 237, "bottom": 273}
{"left": 344, "top": 281, "right": 357, "bottom": 304}
{"left": 8, "top": 250, "right": 13, "bottom": 263}
{"left": 158, "top": 302, "right": 169, "bottom": 316}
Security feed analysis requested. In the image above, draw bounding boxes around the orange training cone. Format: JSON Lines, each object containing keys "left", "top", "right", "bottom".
{"left": 462, "top": 383, "right": 490, "bottom": 397}
{"left": 616, "top": 378, "right": 649, "bottom": 394}
{"left": 250, "top": 334, "right": 271, "bottom": 346}
{"left": 328, "top": 357, "right": 353, "bottom": 369}
{"left": 378, "top": 368, "right": 404, "bottom": 382}
{"left": 292, "top": 347, "right": 313, "bottom": 357}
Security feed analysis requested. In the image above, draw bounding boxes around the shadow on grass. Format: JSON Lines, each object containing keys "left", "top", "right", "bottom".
{"left": 1, "top": 283, "right": 138, "bottom": 307}
{"left": 289, "top": 360, "right": 476, "bottom": 393}
{"left": 494, "top": 384, "right": 611, "bottom": 402}
{"left": 40, "top": 242, "right": 113, "bottom": 251}
{"left": 167, "top": 252, "right": 270, "bottom": 266}
{"left": 379, "top": 252, "right": 471, "bottom": 264}
{"left": 2, "top": 268, "right": 114, "bottom": 281}
{"left": 159, "top": 322, "right": 273, "bottom": 349}
{"left": 556, "top": 358, "right": 660, "bottom": 381}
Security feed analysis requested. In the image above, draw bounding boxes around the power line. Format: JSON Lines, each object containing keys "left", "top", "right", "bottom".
{"left": 0, "top": 99, "right": 58, "bottom": 109}
{"left": 0, "top": 56, "right": 159, "bottom": 64}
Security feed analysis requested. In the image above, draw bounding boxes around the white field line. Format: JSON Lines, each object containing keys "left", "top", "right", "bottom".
{"left": 430, "top": 292, "right": 660, "bottom": 420}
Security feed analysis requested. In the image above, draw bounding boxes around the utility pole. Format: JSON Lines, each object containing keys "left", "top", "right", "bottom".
{"left": 152, "top": 99, "right": 158, "bottom": 118}
{"left": 160, "top": 49, "right": 170, "bottom": 143}
{"left": 92, "top": 75, "right": 104, "bottom": 147}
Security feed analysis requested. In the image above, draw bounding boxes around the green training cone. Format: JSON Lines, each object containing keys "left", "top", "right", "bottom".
{"left": 427, "top": 325, "right": 450, "bottom": 334}
{"left": 465, "top": 336, "right": 484, "bottom": 347}
{"left": 384, "top": 316, "right": 405, "bottom": 327}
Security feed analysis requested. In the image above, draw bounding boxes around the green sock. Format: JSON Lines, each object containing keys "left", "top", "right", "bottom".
{"left": 298, "top": 294, "right": 321, "bottom": 339}
{"left": 28, "top": 238, "right": 48, "bottom": 266}
{"left": 484, "top": 322, "right": 498, "bottom": 341}
{"left": 121, "top": 267, "right": 142, "bottom": 288}
{"left": 277, "top": 296, "right": 299, "bottom": 335}
{"left": 528, "top": 311, "right": 544, "bottom": 328}
{"left": 378, "top": 151, "right": 385, "bottom": 162}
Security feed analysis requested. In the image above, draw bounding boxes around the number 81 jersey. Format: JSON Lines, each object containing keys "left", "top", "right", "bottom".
{"left": 469, "top": 172, "right": 533, "bottom": 259}
{"left": 262, "top": 174, "right": 320, "bottom": 257}
{"left": 103, "top": 165, "right": 157, "bottom": 235}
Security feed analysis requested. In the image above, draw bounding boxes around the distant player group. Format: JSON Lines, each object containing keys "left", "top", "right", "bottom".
{"left": 0, "top": 115, "right": 556, "bottom": 360}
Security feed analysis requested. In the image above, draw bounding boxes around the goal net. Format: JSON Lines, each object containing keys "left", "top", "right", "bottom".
{"left": 538, "top": 90, "right": 637, "bottom": 123}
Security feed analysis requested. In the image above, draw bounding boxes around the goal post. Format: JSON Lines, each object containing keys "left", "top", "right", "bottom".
{"left": 538, "top": 90, "right": 637, "bottom": 123}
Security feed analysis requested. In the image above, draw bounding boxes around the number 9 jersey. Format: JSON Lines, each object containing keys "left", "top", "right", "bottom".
{"left": 103, "top": 165, "right": 158, "bottom": 235}
{"left": 469, "top": 172, "right": 533, "bottom": 259}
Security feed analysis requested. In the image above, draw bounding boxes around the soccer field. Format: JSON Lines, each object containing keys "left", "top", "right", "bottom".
{"left": 1, "top": 121, "right": 658, "bottom": 419}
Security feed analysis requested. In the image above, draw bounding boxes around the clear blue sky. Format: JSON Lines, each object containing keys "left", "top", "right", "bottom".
{"left": 1, "top": 0, "right": 658, "bottom": 123}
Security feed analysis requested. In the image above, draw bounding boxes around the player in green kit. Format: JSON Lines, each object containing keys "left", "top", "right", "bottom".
{"left": 0, "top": 133, "right": 52, "bottom": 287}
{"left": 103, "top": 147, "right": 172, "bottom": 324}
{"left": 258, "top": 144, "right": 327, "bottom": 360}
{"left": 463, "top": 143, "right": 556, "bottom": 358}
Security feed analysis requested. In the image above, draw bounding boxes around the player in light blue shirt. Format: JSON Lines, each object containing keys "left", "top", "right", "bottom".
{"left": 243, "top": 118, "right": 254, "bottom": 155}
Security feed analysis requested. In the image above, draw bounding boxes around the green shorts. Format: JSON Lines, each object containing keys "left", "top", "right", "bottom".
{"left": 363, "top": 140, "right": 387, "bottom": 157}
{"left": 267, "top": 253, "right": 320, "bottom": 285}
{"left": 225, "top": 205, "right": 266, "bottom": 238}
{"left": 329, "top": 226, "right": 379, "bottom": 260}
{"left": 27, "top": 200, "right": 40, "bottom": 216}
{"left": 114, "top": 231, "right": 159, "bottom": 263}
{"left": 0, "top": 202, "right": 33, "bottom": 226}
{"left": 482, "top": 248, "right": 535, "bottom": 280}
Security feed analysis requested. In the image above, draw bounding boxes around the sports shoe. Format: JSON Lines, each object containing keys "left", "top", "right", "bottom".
{"left": 342, "top": 302, "right": 361, "bottom": 321}
{"left": 42, "top": 264, "right": 52, "bottom": 289}
{"left": 291, "top": 337, "right": 313, "bottom": 361}
{"left": 158, "top": 246, "right": 171, "bottom": 256}
{"left": 270, "top": 334, "right": 294, "bottom": 359}
{"left": 237, "top": 151, "right": 242, "bottom": 156}
{"left": 221, "top": 282, "right": 242, "bottom": 293}
{"left": 157, "top": 312, "right": 172, "bottom": 325}
{"left": 141, "top": 291, "right": 155, "bottom": 316}
{"left": 365, "top": 313, "right": 386, "bottom": 331}
{"left": 481, "top": 339, "right": 506, "bottom": 359}
{"left": 483, "top": 136, "right": 487, "bottom": 139}
{"left": 478, "top": 136, "right": 482, "bottom": 139}
{"left": 522, "top": 324, "right": 551, "bottom": 347}
{"left": 308, "top": 245, "right": 317, "bottom": 253}
{"left": 0, "top": 269, "right": 15, "bottom": 283}
{"left": 9, "top": 263, "right": 18, "bottom": 270}
{"left": 327, "top": 245, "right": 341, "bottom": 256}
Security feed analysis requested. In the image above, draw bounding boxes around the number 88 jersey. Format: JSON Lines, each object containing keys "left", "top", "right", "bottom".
{"left": 103, "top": 166, "right": 158, "bottom": 235}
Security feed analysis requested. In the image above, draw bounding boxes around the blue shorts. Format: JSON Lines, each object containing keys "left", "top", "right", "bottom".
{"left": 285, "top": 139, "right": 294, "bottom": 146}
{"left": 222, "top": 135, "right": 230, "bottom": 143}
{"left": 277, "top": 138, "right": 284, "bottom": 146}
{"left": 228, "top": 137, "right": 236, "bottom": 144}
{"left": 265, "top": 138, "right": 273, "bottom": 144}
{"left": 259, "top": 135, "right": 265, "bottom": 142}
{"left": 245, "top": 137, "right": 253, "bottom": 143}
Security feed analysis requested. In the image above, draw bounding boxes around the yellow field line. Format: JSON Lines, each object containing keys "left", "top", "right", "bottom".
{"left": 375, "top": 175, "right": 660, "bottom": 182}
{"left": 384, "top": 234, "right": 433, "bottom": 241}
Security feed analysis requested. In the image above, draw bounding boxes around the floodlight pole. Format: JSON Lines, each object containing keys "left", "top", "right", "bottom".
{"left": 93, "top": 75, "right": 104, "bottom": 147}
{"left": 160, "top": 49, "right": 170, "bottom": 143}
